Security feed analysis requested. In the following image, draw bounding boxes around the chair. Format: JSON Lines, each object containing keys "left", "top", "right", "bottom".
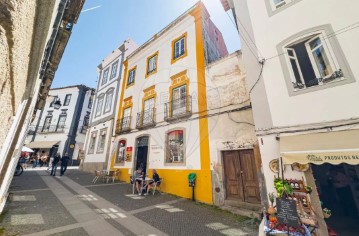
{"left": 152, "top": 178, "right": 163, "bottom": 195}
{"left": 104, "top": 170, "right": 120, "bottom": 183}
{"left": 92, "top": 170, "right": 104, "bottom": 183}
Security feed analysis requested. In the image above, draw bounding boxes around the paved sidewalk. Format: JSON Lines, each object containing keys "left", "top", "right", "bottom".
{"left": 0, "top": 170, "right": 259, "bottom": 236}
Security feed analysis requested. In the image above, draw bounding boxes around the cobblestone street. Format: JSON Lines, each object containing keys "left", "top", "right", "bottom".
{"left": 0, "top": 169, "right": 259, "bottom": 236}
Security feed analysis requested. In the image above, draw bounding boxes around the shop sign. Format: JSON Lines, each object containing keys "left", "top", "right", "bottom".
{"left": 276, "top": 198, "right": 299, "bottom": 228}
{"left": 125, "top": 146, "right": 132, "bottom": 162}
{"left": 282, "top": 150, "right": 359, "bottom": 165}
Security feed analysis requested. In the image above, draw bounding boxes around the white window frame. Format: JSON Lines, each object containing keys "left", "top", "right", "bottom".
{"left": 148, "top": 55, "right": 157, "bottom": 74}
{"left": 110, "top": 60, "right": 119, "bottom": 80}
{"left": 272, "top": 0, "right": 287, "bottom": 9}
{"left": 165, "top": 129, "right": 185, "bottom": 165}
{"left": 101, "top": 68, "right": 109, "bottom": 85}
{"left": 104, "top": 90, "right": 114, "bottom": 113}
{"left": 128, "top": 69, "right": 135, "bottom": 85}
{"left": 284, "top": 31, "right": 341, "bottom": 91}
{"left": 88, "top": 131, "right": 97, "bottom": 154}
{"left": 96, "top": 129, "right": 107, "bottom": 153}
{"left": 286, "top": 48, "right": 305, "bottom": 86}
{"left": 64, "top": 94, "right": 71, "bottom": 106}
{"left": 95, "top": 95, "right": 104, "bottom": 117}
{"left": 305, "top": 35, "right": 335, "bottom": 81}
{"left": 174, "top": 37, "right": 185, "bottom": 59}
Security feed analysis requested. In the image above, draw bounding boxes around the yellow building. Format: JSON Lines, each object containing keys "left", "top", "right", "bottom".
{"left": 110, "top": 2, "right": 228, "bottom": 204}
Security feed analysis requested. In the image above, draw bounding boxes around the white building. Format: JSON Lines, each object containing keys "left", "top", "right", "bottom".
{"left": 222, "top": 0, "right": 359, "bottom": 235}
{"left": 27, "top": 85, "right": 94, "bottom": 161}
{"left": 82, "top": 40, "right": 138, "bottom": 172}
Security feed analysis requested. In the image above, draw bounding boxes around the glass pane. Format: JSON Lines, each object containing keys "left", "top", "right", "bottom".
{"left": 309, "top": 37, "right": 321, "bottom": 50}
{"left": 287, "top": 49, "right": 294, "bottom": 57}
{"left": 117, "top": 140, "right": 126, "bottom": 163}
{"left": 123, "top": 107, "right": 130, "bottom": 117}
{"left": 167, "top": 130, "right": 184, "bottom": 163}
{"left": 290, "top": 58, "right": 302, "bottom": 84}
{"left": 312, "top": 45, "right": 333, "bottom": 77}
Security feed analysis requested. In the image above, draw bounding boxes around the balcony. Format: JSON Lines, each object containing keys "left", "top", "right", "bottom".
{"left": 116, "top": 116, "right": 132, "bottom": 134}
{"left": 38, "top": 125, "right": 65, "bottom": 133}
{"left": 164, "top": 95, "right": 192, "bottom": 121}
{"left": 136, "top": 108, "right": 156, "bottom": 129}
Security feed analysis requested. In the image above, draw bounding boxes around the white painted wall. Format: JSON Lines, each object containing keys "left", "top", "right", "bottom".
{"left": 241, "top": 0, "right": 359, "bottom": 128}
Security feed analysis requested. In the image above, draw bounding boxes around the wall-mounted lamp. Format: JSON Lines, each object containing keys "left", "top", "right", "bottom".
{"left": 53, "top": 99, "right": 62, "bottom": 109}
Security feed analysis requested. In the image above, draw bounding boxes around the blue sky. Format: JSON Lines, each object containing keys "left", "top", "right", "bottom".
{"left": 53, "top": 0, "right": 240, "bottom": 89}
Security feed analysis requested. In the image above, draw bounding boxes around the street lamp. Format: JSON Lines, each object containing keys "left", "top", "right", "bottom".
{"left": 53, "top": 99, "right": 62, "bottom": 109}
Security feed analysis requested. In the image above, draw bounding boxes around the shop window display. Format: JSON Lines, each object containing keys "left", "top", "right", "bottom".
{"left": 166, "top": 130, "right": 184, "bottom": 164}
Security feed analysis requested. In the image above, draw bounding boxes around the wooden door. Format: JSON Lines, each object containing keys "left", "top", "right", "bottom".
{"left": 238, "top": 149, "right": 260, "bottom": 203}
{"left": 223, "top": 151, "right": 244, "bottom": 200}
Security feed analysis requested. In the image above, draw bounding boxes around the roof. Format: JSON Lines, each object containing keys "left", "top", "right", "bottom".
{"left": 127, "top": 1, "right": 209, "bottom": 60}
{"left": 50, "top": 84, "right": 95, "bottom": 91}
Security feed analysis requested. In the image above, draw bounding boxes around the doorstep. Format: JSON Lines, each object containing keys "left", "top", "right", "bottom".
{"left": 221, "top": 200, "right": 262, "bottom": 219}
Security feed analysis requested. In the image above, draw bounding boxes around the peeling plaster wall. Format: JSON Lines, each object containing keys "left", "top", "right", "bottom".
{"left": 0, "top": 0, "right": 37, "bottom": 149}
{"left": 206, "top": 52, "right": 258, "bottom": 206}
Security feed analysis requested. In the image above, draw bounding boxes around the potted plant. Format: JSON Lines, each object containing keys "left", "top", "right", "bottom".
{"left": 267, "top": 193, "right": 276, "bottom": 215}
{"left": 274, "top": 178, "right": 293, "bottom": 198}
{"left": 304, "top": 185, "right": 313, "bottom": 194}
{"left": 323, "top": 208, "right": 332, "bottom": 218}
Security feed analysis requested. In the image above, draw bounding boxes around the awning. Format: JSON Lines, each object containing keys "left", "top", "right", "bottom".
{"left": 280, "top": 130, "right": 359, "bottom": 165}
{"left": 26, "top": 140, "right": 60, "bottom": 149}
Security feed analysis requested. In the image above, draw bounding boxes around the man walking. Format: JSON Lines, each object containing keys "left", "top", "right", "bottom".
{"left": 60, "top": 152, "right": 70, "bottom": 176}
{"left": 50, "top": 153, "right": 61, "bottom": 176}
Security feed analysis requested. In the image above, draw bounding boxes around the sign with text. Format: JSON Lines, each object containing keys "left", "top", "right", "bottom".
{"left": 126, "top": 146, "right": 133, "bottom": 161}
{"left": 276, "top": 198, "right": 299, "bottom": 227}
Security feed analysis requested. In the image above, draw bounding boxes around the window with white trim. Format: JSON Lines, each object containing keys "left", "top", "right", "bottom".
{"left": 95, "top": 95, "right": 104, "bottom": 117}
{"left": 284, "top": 33, "right": 343, "bottom": 91}
{"left": 273, "top": 0, "right": 287, "bottom": 8}
{"left": 165, "top": 129, "right": 185, "bottom": 164}
{"left": 104, "top": 89, "right": 114, "bottom": 113}
{"left": 147, "top": 55, "right": 157, "bottom": 74}
{"left": 96, "top": 128, "right": 107, "bottom": 153}
{"left": 88, "top": 131, "right": 97, "bottom": 154}
{"left": 110, "top": 60, "right": 119, "bottom": 80}
{"left": 174, "top": 37, "right": 185, "bottom": 59}
{"left": 64, "top": 94, "right": 71, "bottom": 106}
{"left": 101, "top": 68, "right": 109, "bottom": 85}
{"left": 128, "top": 68, "right": 135, "bottom": 86}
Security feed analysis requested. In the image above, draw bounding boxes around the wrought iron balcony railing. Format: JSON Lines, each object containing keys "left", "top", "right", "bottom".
{"left": 38, "top": 125, "right": 65, "bottom": 133}
{"left": 136, "top": 108, "right": 156, "bottom": 129}
{"left": 116, "top": 116, "right": 132, "bottom": 134}
{"left": 164, "top": 95, "right": 192, "bottom": 121}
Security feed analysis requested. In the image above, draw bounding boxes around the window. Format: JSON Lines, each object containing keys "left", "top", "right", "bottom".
{"left": 56, "top": 115, "right": 66, "bottom": 131}
{"left": 97, "top": 129, "right": 107, "bottom": 153}
{"left": 284, "top": 33, "right": 343, "bottom": 91}
{"left": 95, "top": 95, "right": 104, "bottom": 117}
{"left": 146, "top": 51, "right": 158, "bottom": 77}
{"left": 101, "top": 68, "right": 109, "bottom": 85}
{"left": 42, "top": 116, "right": 52, "bottom": 132}
{"left": 104, "top": 90, "right": 114, "bottom": 113}
{"left": 143, "top": 97, "right": 155, "bottom": 125}
{"left": 88, "top": 95, "right": 93, "bottom": 109}
{"left": 172, "top": 33, "right": 187, "bottom": 63}
{"left": 110, "top": 60, "right": 119, "bottom": 80}
{"left": 116, "top": 140, "right": 126, "bottom": 165}
{"left": 88, "top": 131, "right": 97, "bottom": 154}
{"left": 273, "top": 0, "right": 286, "bottom": 8}
{"left": 49, "top": 96, "right": 58, "bottom": 107}
{"left": 121, "top": 107, "right": 131, "bottom": 130}
{"left": 127, "top": 67, "right": 136, "bottom": 87}
{"left": 166, "top": 129, "right": 185, "bottom": 164}
{"left": 64, "top": 94, "right": 71, "bottom": 106}
{"left": 172, "top": 85, "right": 187, "bottom": 116}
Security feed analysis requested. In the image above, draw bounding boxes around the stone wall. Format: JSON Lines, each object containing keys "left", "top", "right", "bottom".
{"left": 0, "top": 0, "right": 37, "bottom": 149}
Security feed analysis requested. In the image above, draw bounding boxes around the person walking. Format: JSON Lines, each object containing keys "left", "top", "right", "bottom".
{"left": 50, "top": 153, "right": 61, "bottom": 176}
{"left": 47, "top": 154, "right": 54, "bottom": 171}
{"left": 32, "top": 153, "right": 40, "bottom": 168}
{"left": 60, "top": 152, "right": 70, "bottom": 176}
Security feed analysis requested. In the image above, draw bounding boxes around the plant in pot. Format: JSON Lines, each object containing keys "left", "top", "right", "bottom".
{"left": 323, "top": 208, "right": 332, "bottom": 218}
{"left": 304, "top": 185, "right": 313, "bottom": 194}
{"left": 274, "top": 178, "right": 293, "bottom": 198}
{"left": 267, "top": 192, "right": 276, "bottom": 214}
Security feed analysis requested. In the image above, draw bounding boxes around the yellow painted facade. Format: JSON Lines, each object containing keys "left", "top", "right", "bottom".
{"left": 110, "top": 3, "right": 221, "bottom": 204}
